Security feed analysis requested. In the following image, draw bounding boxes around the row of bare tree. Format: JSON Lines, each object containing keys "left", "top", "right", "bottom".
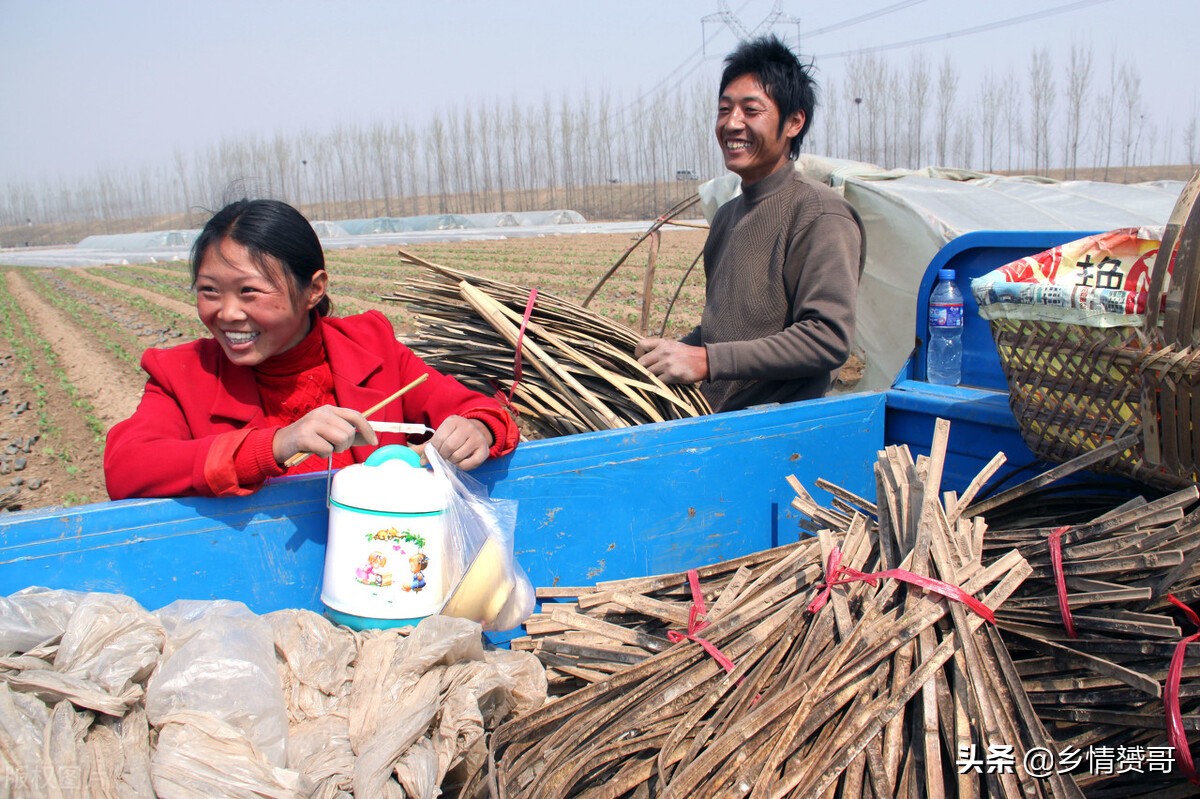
{"left": 824, "top": 42, "right": 1187, "bottom": 180}
{"left": 2, "top": 43, "right": 1192, "bottom": 230}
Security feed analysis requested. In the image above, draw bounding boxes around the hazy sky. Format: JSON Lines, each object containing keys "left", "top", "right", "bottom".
{"left": 2, "top": 0, "right": 1196, "bottom": 185}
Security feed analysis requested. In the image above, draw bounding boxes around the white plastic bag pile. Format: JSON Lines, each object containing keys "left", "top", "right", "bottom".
{"left": 0, "top": 588, "right": 547, "bottom": 798}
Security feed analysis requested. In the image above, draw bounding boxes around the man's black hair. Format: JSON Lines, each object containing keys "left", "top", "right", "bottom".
{"left": 719, "top": 35, "right": 817, "bottom": 158}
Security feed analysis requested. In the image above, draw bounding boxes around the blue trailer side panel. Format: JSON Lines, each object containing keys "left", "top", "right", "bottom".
{"left": 884, "top": 380, "right": 1041, "bottom": 493}
{"left": 482, "top": 393, "right": 884, "bottom": 589}
{"left": 0, "top": 479, "right": 328, "bottom": 613}
{"left": 0, "top": 393, "right": 886, "bottom": 614}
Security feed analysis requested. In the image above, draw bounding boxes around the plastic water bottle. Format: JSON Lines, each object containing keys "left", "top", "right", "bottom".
{"left": 927, "top": 268, "right": 963, "bottom": 386}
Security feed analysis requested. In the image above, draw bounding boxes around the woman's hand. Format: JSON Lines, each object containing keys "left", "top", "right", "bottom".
{"left": 423, "top": 416, "right": 493, "bottom": 471}
{"left": 273, "top": 405, "right": 377, "bottom": 465}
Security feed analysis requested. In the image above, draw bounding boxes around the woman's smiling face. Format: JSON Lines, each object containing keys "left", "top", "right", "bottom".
{"left": 193, "top": 236, "right": 326, "bottom": 366}
{"left": 715, "top": 73, "right": 805, "bottom": 185}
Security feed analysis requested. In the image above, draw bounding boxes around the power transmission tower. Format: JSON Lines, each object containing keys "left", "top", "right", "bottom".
{"left": 701, "top": 1, "right": 802, "bottom": 56}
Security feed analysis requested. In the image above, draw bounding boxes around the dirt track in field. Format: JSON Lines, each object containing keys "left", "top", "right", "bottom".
{"left": 1, "top": 271, "right": 144, "bottom": 509}
{"left": 6, "top": 272, "right": 142, "bottom": 426}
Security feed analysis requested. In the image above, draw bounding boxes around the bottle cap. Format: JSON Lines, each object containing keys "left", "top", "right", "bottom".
{"left": 938, "top": 269, "right": 955, "bottom": 280}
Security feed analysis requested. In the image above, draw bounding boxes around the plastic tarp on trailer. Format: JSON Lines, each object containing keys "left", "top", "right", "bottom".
{"left": 699, "top": 155, "right": 1186, "bottom": 393}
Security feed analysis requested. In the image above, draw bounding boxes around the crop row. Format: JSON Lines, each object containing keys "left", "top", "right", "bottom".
{"left": 0, "top": 272, "right": 105, "bottom": 506}
{"left": 75, "top": 270, "right": 207, "bottom": 340}
{"left": 99, "top": 264, "right": 198, "bottom": 306}
{"left": 25, "top": 272, "right": 152, "bottom": 375}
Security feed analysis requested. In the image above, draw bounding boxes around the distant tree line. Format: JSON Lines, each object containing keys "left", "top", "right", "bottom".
{"left": 1, "top": 43, "right": 1193, "bottom": 230}
{"left": 819, "top": 43, "right": 1187, "bottom": 181}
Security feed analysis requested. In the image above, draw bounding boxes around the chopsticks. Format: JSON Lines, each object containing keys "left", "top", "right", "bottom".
{"left": 282, "top": 373, "right": 429, "bottom": 468}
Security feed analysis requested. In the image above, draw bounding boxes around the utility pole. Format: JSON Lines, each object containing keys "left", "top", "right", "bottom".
{"left": 854, "top": 97, "right": 863, "bottom": 161}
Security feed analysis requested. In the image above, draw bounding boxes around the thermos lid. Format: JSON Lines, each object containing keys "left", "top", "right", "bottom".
{"left": 330, "top": 445, "right": 448, "bottom": 515}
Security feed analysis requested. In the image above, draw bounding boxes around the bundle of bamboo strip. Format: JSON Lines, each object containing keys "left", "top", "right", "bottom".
{"left": 811, "top": 433, "right": 1200, "bottom": 796}
{"left": 381, "top": 250, "right": 711, "bottom": 439}
{"left": 518, "top": 543, "right": 812, "bottom": 696}
{"left": 950, "top": 460, "right": 1200, "bottom": 797}
{"left": 481, "top": 419, "right": 1078, "bottom": 798}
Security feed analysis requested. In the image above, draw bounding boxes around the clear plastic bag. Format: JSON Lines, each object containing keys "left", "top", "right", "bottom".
{"left": 0, "top": 586, "right": 88, "bottom": 654}
{"left": 426, "top": 447, "right": 535, "bottom": 632}
{"left": 147, "top": 599, "right": 289, "bottom": 768}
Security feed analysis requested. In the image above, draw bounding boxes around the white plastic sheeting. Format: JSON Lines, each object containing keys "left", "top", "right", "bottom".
{"left": 77, "top": 230, "right": 198, "bottom": 251}
{"left": 699, "top": 155, "right": 1186, "bottom": 393}
{"left": 310, "top": 220, "right": 350, "bottom": 238}
{"left": 0, "top": 209, "right": 607, "bottom": 268}
{"left": 313, "top": 210, "right": 586, "bottom": 236}
{"left": 74, "top": 210, "right": 588, "bottom": 248}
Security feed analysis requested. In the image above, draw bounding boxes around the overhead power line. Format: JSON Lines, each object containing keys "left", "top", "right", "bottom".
{"left": 618, "top": 0, "right": 1111, "bottom": 127}
{"left": 813, "top": 0, "right": 1113, "bottom": 60}
{"left": 800, "top": 0, "right": 927, "bottom": 38}
{"left": 617, "top": 0, "right": 757, "bottom": 116}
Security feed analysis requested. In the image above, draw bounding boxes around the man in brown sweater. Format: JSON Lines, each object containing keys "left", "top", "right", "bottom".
{"left": 636, "top": 36, "right": 865, "bottom": 413}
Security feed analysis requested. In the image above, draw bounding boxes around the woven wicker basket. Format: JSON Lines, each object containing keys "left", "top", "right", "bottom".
{"left": 988, "top": 172, "right": 1200, "bottom": 490}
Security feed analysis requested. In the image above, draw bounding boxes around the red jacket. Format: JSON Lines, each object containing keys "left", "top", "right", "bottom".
{"left": 105, "top": 311, "right": 518, "bottom": 499}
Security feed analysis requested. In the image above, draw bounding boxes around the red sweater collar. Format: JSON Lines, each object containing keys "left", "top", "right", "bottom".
{"left": 253, "top": 314, "right": 325, "bottom": 378}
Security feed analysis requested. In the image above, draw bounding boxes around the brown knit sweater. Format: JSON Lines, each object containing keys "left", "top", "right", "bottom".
{"left": 683, "top": 164, "right": 865, "bottom": 412}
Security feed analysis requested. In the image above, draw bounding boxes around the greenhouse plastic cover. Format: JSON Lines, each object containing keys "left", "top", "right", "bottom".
{"left": 699, "top": 155, "right": 1187, "bottom": 394}
{"left": 76, "top": 210, "right": 587, "bottom": 249}
{"left": 77, "top": 230, "right": 199, "bottom": 251}
{"left": 2, "top": 210, "right": 597, "bottom": 268}
{"left": 336, "top": 210, "right": 585, "bottom": 235}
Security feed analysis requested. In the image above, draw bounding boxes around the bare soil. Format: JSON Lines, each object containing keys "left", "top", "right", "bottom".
{"left": 0, "top": 271, "right": 142, "bottom": 510}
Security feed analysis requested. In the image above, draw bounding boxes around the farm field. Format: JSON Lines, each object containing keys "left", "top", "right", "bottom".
{"left": 0, "top": 228, "right": 709, "bottom": 513}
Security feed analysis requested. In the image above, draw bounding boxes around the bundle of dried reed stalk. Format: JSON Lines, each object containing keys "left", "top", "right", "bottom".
{"left": 483, "top": 419, "right": 1078, "bottom": 798}
{"left": 382, "top": 250, "right": 711, "bottom": 440}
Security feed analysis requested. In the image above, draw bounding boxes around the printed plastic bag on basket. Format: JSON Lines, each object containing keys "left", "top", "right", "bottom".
{"left": 426, "top": 446, "right": 535, "bottom": 632}
{"left": 971, "top": 227, "right": 1166, "bottom": 327}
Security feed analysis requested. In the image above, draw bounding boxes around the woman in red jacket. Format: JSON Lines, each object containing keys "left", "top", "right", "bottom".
{"left": 104, "top": 198, "right": 519, "bottom": 499}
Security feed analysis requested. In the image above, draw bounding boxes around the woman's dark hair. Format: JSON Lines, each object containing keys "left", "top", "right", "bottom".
{"left": 190, "top": 199, "right": 331, "bottom": 316}
{"left": 719, "top": 35, "right": 817, "bottom": 158}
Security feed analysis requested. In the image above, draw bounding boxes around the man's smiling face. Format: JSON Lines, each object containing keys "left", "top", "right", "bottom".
{"left": 715, "top": 73, "right": 804, "bottom": 186}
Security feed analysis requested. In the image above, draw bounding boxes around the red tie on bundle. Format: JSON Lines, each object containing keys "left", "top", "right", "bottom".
{"left": 667, "top": 569, "right": 737, "bottom": 674}
{"left": 808, "top": 546, "right": 995, "bottom": 624}
{"left": 493, "top": 288, "right": 539, "bottom": 411}
{"left": 1165, "top": 594, "right": 1200, "bottom": 786}
{"left": 1048, "top": 526, "right": 1079, "bottom": 638}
